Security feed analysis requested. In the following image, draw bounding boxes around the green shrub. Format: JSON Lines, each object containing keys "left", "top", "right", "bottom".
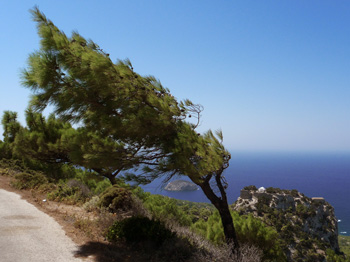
{"left": 94, "top": 179, "right": 112, "bottom": 195}
{"left": 11, "top": 171, "right": 48, "bottom": 190}
{"left": 339, "top": 235, "right": 350, "bottom": 258}
{"left": 99, "top": 184, "right": 133, "bottom": 212}
{"left": 0, "top": 159, "right": 28, "bottom": 174}
{"left": 66, "top": 179, "right": 92, "bottom": 198}
{"left": 290, "top": 189, "right": 299, "bottom": 197}
{"left": 47, "top": 179, "right": 91, "bottom": 203}
{"left": 266, "top": 187, "right": 282, "bottom": 194}
{"left": 326, "top": 249, "right": 350, "bottom": 262}
{"left": 83, "top": 196, "right": 100, "bottom": 212}
{"left": 244, "top": 185, "right": 257, "bottom": 191}
{"left": 106, "top": 216, "right": 175, "bottom": 246}
{"left": 143, "top": 194, "right": 192, "bottom": 226}
{"left": 47, "top": 183, "right": 78, "bottom": 202}
{"left": 192, "top": 211, "right": 286, "bottom": 261}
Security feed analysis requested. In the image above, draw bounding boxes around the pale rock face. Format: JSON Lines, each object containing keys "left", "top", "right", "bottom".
{"left": 164, "top": 180, "right": 198, "bottom": 191}
{"left": 233, "top": 188, "right": 339, "bottom": 261}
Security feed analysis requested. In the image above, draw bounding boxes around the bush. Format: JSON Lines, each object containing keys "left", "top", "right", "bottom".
{"left": 192, "top": 211, "right": 286, "bottom": 261}
{"left": 0, "top": 141, "right": 12, "bottom": 159}
{"left": 83, "top": 196, "right": 100, "bottom": 212}
{"left": 47, "top": 179, "right": 92, "bottom": 203}
{"left": 11, "top": 171, "right": 48, "bottom": 190}
{"left": 94, "top": 179, "right": 112, "bottom": 195}
{"left": 71, "top": 169, "right": 112, "bottom": 194}
{"left": 244, "top": 185, "right": 257, "bottom": 191}
{"left": 106, "top": 216, "right": 175, "bottom": 246}
{"left": 266, "top": 187, "right": 282, "bottom": 194}
{"left": 99, "top": 184, "right": 134, "bottom": 212}
{"left": 0, "top": 159, "right": 28, "bottom": 174}
{"left": 66, "top": 179, "right": 91, "bottom": 198}
{"left": 47, "top": 183, "right": 78, "bottom": 202}
{"left": 326, "top": 249, "right": 349, "bottom": 262}
{"left": 290, "top": 189, "right": 299, "bottom": 197}
{"left": 143, "top": 194, "right": 192, "bottom": 226}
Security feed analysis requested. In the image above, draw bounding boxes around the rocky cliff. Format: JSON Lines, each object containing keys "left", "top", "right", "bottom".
{"left": 232, "top": 186, "right": 340, "bottom": 261}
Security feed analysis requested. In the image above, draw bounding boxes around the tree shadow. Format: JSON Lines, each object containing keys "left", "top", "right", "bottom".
{"left": 74, "top": 241, "right": 148, "bottom": 262}
{"left": 74, "top": 237, "right": 200, "bottom": 262}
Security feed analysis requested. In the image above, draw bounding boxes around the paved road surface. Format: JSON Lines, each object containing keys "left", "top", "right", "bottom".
{"left": 0, "top": 189, "right": 84, "bottom": 262}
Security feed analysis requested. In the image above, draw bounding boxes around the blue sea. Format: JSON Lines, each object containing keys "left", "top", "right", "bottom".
{"left": 142, "top": 151, "right": 350, "bottom": 236}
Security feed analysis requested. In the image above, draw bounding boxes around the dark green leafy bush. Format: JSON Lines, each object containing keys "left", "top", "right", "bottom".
{"left": 266, "top": 187, "right": 282, "bottom": 194}
{"left": 99, "top": 184, "right": 134, "bottom": 211}
{"left": 290, "top": 189, "right": 299, "bottom": 197}
{"left": 106, "top": 216, "right": 175, "bottom": 246}
{"left": 244, "top": 185, "right": 257, "bottom": 191}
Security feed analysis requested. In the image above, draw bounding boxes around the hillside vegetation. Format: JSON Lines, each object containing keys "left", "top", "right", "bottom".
{"left": 0, "top": 159, "right": 262, "bottom": 261}
{"left": 340, "top": 236, "right": 350, "bottom": 258}
{"left": 1, "top": 159, "right": 349, "bottom": 261}
{"left": 0, "top": 7, "right": 349, "bottom": 262}
{"left": 233, "top": 186, "right": 348, "bottom": 262}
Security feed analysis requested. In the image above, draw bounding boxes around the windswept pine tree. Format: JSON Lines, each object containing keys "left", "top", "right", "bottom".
{"left": 22, "top": 7, "right": 240, "bottom": 252}
{"left": 143, "top": 124, "right": 240, "bottom": 250}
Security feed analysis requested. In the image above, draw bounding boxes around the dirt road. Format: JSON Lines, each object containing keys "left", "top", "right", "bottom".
{"left": 0, "top": 189, "right": 84, "bottom": 262}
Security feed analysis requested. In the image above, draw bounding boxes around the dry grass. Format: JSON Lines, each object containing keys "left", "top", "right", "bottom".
{"left": 167, "top": 222, "right": 262, "bottom": 262}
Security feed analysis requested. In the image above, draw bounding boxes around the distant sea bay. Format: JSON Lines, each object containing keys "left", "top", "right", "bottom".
{"left": 141, "top": 151, "right": 350, "bottom": 236}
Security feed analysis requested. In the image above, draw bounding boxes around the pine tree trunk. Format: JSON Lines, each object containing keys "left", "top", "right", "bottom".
{"left": 93, "top": 168, "right": 118, "bottom": 185}
{"left": 99, "top": 171, "right": 117, "bottom": 185}
{"left": 217, "top": 200, "right": 239, "bottom": 247}
{"left": 107, "top": 175, "right": 117, "bottom": 185}
{"left": 198, "top": 180, "right": 240, "bottom": 254}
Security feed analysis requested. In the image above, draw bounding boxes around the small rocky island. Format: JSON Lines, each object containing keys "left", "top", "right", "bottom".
{"left": 164, "top": 180, "right": 198, "bottom": 191}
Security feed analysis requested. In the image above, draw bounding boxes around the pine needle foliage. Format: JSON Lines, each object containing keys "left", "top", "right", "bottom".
{"left": 1, "top": 111, "right": 21, "bottom": 145}
{"left": 22, "top": 7, "right": 195, "bottom": 185}
{"left": 13, "top": 108, "right": 73, "bottom": 164}
{"left": 23, "top": 7, "right": 183, "bottom": 142}
{"left": 22, "top": 7, "right": 240, "bottom": 253}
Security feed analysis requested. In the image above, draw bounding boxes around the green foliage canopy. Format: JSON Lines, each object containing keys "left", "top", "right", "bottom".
{"left": 22, "top": 8, "right": 185, "bottom": 143}
{"left": 21, "top": 7, "right": 239, "bottom": 250}
{"left": 21, "top": 7, "right": 204, "bottom": 185}
{"left": 13, "top": 108, "right": 73, "bottom": 164}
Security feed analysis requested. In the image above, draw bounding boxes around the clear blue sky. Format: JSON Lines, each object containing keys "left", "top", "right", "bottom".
{"left": 1, "top": 1, "right": 349, "bottom": 152}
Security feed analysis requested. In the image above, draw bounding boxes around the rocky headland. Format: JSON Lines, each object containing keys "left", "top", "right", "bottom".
{"left": 232, "top": 186, "right": 340, "bottom": 261}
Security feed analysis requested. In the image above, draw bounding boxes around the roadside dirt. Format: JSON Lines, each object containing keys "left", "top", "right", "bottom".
{"left": 0, "top": 175, "right": 113, "bottom": 261}
{"left": 0, "top": 175, "right": 95, "bottom": 244}
{"left": 0, "top": 175, "right": 149, "bottom": 262}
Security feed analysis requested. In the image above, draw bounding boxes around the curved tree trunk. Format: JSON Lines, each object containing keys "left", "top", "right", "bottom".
{"left": 198, "top": 179, "right": 240, "bottom": 254}
{"left": 107, "top": 175, "right": 117, "bottom": 185}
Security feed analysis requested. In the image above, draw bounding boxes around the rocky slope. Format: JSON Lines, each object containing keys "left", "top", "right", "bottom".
{"left": 232, "top": 186, "right": 340, "bottom": 262}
